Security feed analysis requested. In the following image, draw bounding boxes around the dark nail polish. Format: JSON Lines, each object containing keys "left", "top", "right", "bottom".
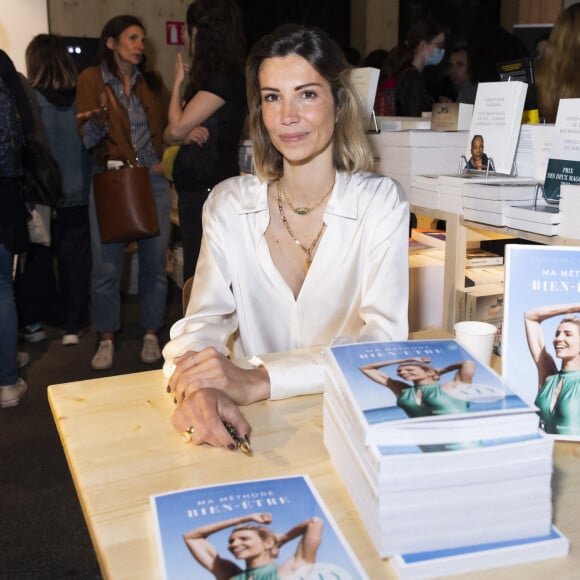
{"left": 166, "top": 385, "right": 170, "bottom": 393}
{"left": 228, "top": 443, "right": 236, "bottom": 451}
{"left": 173, "top": 397, "right": 177, "bottom": 405}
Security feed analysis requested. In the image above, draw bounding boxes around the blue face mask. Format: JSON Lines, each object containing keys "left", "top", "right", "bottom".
{"left": 425, "top": 47, "right": 445, "bottom": 67}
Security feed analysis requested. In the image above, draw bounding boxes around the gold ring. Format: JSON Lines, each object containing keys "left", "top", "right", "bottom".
{"left": 182, "top": 426, "right": 195, "bottom": 443}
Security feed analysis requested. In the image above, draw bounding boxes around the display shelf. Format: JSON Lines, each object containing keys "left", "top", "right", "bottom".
{"left": 412, "top": 206, "right": 580, "bottom": 334}
{"left": 461, "top": 219, "right": 580, "bottom": 246}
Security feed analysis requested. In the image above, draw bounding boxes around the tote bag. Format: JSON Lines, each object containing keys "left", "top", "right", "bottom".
{"left": 92, "top": 166, "right": 159, "bottom": 243}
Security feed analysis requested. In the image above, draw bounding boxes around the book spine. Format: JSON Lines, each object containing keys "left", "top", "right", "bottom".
{"left": 465, "top": 256, "right": 504, "bottom": 267}
{"left": 455, "top": 288, "right": 467, "bottom": 321}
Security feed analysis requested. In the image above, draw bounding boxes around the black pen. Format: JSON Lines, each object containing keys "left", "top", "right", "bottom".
{"left": 223, "top": 422, "right": 252, "bottom": 454}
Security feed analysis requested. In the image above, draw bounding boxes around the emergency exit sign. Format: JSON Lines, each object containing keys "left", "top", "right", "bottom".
{"left": 166, "top": 22, "right": 186, "bottom": 45}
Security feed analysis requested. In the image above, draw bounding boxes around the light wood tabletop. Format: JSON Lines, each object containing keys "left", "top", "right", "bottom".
{"left": 48, "top": 362, "right": 580, "bottom": 579}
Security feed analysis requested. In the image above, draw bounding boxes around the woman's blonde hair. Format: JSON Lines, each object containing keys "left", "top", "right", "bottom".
{"left": 246, "top": 24, "right": 373, "bottom": 182}
{"left": 535, "top": 4, "right": 580, "bottom": 123}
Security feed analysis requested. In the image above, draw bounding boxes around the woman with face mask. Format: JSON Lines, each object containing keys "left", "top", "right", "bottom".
{"left": 394, "top": 18, "right": 445, "bottom": 117}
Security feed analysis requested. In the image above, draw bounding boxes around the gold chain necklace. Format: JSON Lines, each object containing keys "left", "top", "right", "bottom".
{"left": 276, "top": 183, "right": 326, "bottom": 271}
{"left": 277, "top": 178, "right": 334, "bottom": 215}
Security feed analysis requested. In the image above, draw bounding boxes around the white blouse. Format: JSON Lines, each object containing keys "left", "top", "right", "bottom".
{"left": 162, "top": 170, "right": 410, "bottom": 399}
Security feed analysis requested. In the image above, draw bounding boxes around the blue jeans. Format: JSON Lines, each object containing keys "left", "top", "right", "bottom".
{"left": 0, "top": 243, "right": 18, "bottom": 386}
{"left": 89, "top": 169, "right": 171, "bottom": 334}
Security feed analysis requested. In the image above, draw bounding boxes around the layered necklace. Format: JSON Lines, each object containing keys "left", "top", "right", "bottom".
{"left": 276, "top": 179, "right": 334, "bottom": 271}
{"left": 277, "top": 178, "right": 334, "bottom": 215}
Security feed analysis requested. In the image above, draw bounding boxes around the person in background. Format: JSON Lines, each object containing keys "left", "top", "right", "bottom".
{"left": 25, "top": 34, "right": 91, "bottom": 347}
{"left": 535, "top": 3, "right": 580, "bottom": 123}
{"left": 164, "top": 0, "right": 247, "bottom": 284}
{"left": 533, "top": 33, "right": 550, "bottom": 61}
{"left": 163, "top": 24, "right": 409, "bottom": 449}
{"left": 394, "top": 18, "right": 445, "bottom": 116}
{"left": 447, "top": 45, "right": 477, "bottom": 105}
{"left": 361, "top": 48, "right": 389, "bottom": 71}
{"left": 76, "top": 14, "right": 171, "bottom": 370}
{"left": 0, "top": 50, "right": 31, "bottom": 407}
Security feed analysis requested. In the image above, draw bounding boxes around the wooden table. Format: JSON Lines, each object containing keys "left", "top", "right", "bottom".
{"left": 49, "top": 369, "right": 580, "bottom": 579}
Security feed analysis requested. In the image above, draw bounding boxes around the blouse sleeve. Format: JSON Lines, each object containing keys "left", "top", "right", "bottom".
{"left": 162, "top": 190, "right": 239, "bottom": 378}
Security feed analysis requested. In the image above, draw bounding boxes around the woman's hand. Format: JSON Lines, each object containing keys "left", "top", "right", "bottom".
{"left": 77, "top": 93, "right": 108, "bottom": 130}
{"left": 168, "top": 346, "right": 271, "bottom": 405}
{"left": 250, "top": 513, "right": 272, "bottom": 524}
{"left": 171, "top": 388, "right": 252, "bottom": 449}
{"left": 184, "top": 125, "right": 209, "bottom": 146}
{"left": 173, "top": 50, "right": 190, "bottom": 88}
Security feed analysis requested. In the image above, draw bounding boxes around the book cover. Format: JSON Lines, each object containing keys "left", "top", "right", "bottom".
{"left": 543, "top": 99, "right": 580, "bottom": 203}
{"left": 325, "top": 339, "right": 535, "bottom": 445}
{"left": 150, "top": 475, "right": 367, "bottom": 580}
{"left": 464, "top": 81, "right": 527, "bottom": 176}
{"left": 410, "top": 228, "right": 446, "bottom": 250}
{"left": 350, "top": 66, "right": 380, "bottom": 128}
{"left": 503, "top": 245, "right": 580, "bottom": 440}
{"left": 529, "top": 123, "right": 555, "bottom": 183}
{"left": 391, "top": 527, "right": 568, "bottom": 580}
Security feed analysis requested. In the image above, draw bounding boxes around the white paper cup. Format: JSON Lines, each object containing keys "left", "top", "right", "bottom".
{"left": 454, "top": 321, "right": 497, "bottom": 365}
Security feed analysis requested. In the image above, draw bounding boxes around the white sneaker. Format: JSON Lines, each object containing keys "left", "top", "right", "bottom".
{"left": 0, "top": 378, "right": 28, "bottom": 408}
{"left": 92, "top": 340, "right": 114, "bottom": 370}
{"left": 62, "top": 333, "right": 80, "bottom": 346}
{"left": 141, "top": 334, "right": 161, "bottom": 364}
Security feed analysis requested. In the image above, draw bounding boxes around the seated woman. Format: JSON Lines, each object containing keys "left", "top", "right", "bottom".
{"left": 360, "top": 357, "right": 475, "bottom": 417}
{"left": 163, "top": 24, "right": 410, "bottom": 448}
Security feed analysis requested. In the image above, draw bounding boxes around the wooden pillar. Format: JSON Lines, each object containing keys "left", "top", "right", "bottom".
{"left": 350, "top": 0, "right": 398, "bottom": 58}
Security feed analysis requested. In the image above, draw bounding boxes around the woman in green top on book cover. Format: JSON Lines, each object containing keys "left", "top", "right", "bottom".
{"left": 525, "top": 303, "right": 580, "bottom": 437}
{"left": 183, "top": 512, "right": 327, "bottom": 579}
{"left": 360, "top": 357, "right": 476, "bottom": 418}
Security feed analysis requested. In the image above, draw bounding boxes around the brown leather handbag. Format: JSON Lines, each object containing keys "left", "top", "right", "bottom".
{"left": 92, "top": 165, "right": 160, "bottom": 243}
{"left": 91, "top": 81, "right": 160, "bottom": 244}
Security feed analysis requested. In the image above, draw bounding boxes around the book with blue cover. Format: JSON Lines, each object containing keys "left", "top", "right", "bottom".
{"left": 391, "top": 527, "right": 569, "bottom": 579}
{"left": 325, "top": 339, "right": 537, "bottom": 445}
{"left": 150, "top": 475, "right": 367, "bottom": 580}
{"left": 503, "top": 244, "right": 580, "bottom": 440}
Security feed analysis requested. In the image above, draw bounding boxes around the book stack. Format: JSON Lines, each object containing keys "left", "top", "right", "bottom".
{"left": 409, "top": 175, "right": 440, "bottom": 210}
{"left": 437, "top": 174, "right": 538, "bottom": 227}
{"left": 323, "top": 339, "right": 568, "bottom": 575}
{"left": 367, "top": 130, "right": 468, "bottom": 196}
{"left": 504, "top": 200, "right": 560, "bottom": 236}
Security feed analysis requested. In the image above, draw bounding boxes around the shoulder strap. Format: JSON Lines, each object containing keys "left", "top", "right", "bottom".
{"left": 102, "top": 81, "right": 138, "bottom": 166}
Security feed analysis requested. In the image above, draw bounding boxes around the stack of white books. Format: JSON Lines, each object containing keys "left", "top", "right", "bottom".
{"left": 437, "top": 175, "right": 537, "bottom": 226}
{"left": 409, "top": 175, "right": 440, "bottom": 210}
{"left": 504, "top": 199, "right": 560, "bottom": 236}
{"left": 367, "top": 130, "right": 468, "bottom": 196}
{"left": 323, "top": 339, "right": 568, "bottom": 575}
